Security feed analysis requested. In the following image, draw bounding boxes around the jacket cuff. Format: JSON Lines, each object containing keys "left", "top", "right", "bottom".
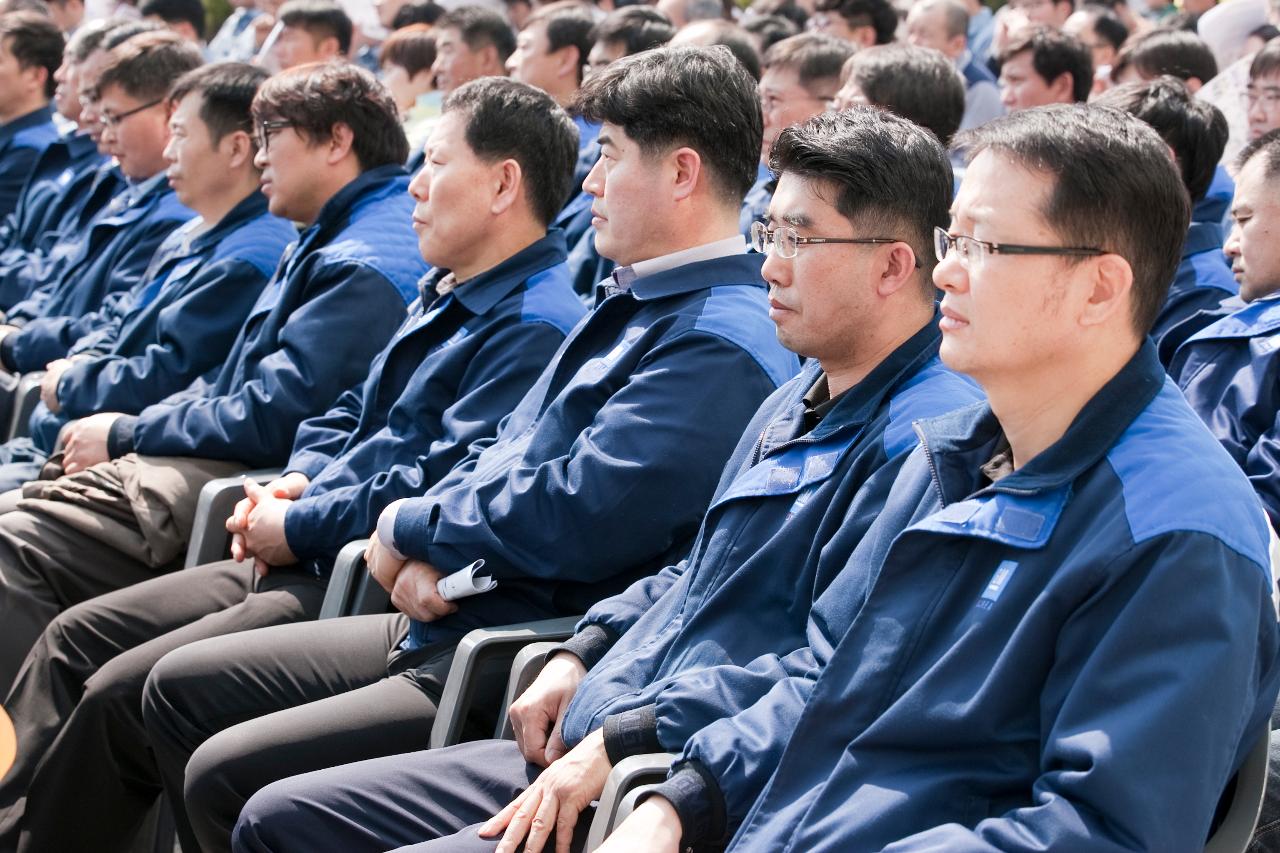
{"left": 0, "top": 331, "right": 18, "bottom": 372}
{"left": 376, "top": 498, "right": 408, "bottom": 560}
{"left": 551, "top": 622, "right": 619, "bottom": 670}
{"left": 642, "top": 761, "right": 727, "bottom": 848}
{"left": 603, "top": 704, "right": 661, "bottom": 765}
{"left": 106, "top": 415, "right": 138, "bottom": 459}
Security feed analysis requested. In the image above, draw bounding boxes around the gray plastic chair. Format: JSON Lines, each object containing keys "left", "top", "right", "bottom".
{"left": 6, "top": 371, "right": 42, "bottom": 440}
{"left": 183, "top": 468, "right": 282, "bottom": 568}
{"left": 1206, "top": 729, "right": 1271, "bottom": 853}
{"left": 584, "top": 753, "right": 677, "bottom": 850}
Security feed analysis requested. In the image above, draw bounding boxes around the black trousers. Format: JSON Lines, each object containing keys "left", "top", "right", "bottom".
{"left": 0, "top": 559, "right": 326, "bottom": 853}
{"left": 140, "top": 613, "right": 499, "bottom": 853}
{"left": 232, "top": 738, "right": 590, "bottom": 853}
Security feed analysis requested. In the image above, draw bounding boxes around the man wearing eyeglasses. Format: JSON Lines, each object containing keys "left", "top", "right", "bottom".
{"left": 0, "top": 61, "right": 428, "bottom": 696}
{"left": 600, "top": 104, "right": 1280, "bottom": 853}
{"left": 0, "top": 32, "right": 200, "bottom": 353}
{"left": 228, "top": 106, "right": 981, "bottom": 853}
{"left": 741, "top": 33, "right": 852, "bottom": 237}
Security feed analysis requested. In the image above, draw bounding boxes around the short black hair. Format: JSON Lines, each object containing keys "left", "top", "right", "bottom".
{"left": 1250, "top": 23, "right": 1280, "bottom": 45}
{"left": 445, "top": 77, "right": 578, "bottom": 225}
{"left": 1250, "top": 39, "right": 1280, "bottom": 81}
{"left": 438, "top": 6, "right": 516, "bottom": 63}
{"left": 138, "top": 0, "right": 206, "bottom": 40}
{"left": 591, "top": 6, "right": 675, "bottom": 56}
{"left": 1093, "top": 75, "right": 1225, "bottom": 203}
{"left": 392, "top": 0, "right": 443, "bottom": 28}
{"left": 676, "top": 19, "right": 762, "bottom": 80}
{"left": 772, "top": 107, "right": 951, "bottom": 297}
{"left": 814, "top": 0, "right": 897, "bottom": 45}
{"left": 1078, "top": 4, "right": 1129, "bottom": 52}
{"left": 743, "top": 14, "right": 800, "bottom": 53}
{"left": 0, "top": 11, "right": 63, "bottom": 99}
{"left": 572, "top": 44, "right": 761, "bottom": 205}
{"left": 278, "top": 0, "right": 353, "bottom": 55}
{"left": 379, "top": 23, "right": 436, "bottom": 78}
{"left": 763, "top": 32, "right": 853, "bottom": 89}
{"left": 1237, "top": 128, "right": 1280, "bottom": 179}
{"left": 168, "top": 61, "right": 268, "bottom": 146}
{"left": 842, "top": 43, "right": 966, "bottom": 146}
{"left": 100, "top": 19, "right": 163, "bottom": 51}
{"left": 526, "top": 1, "right": 595, "bottom": 84}
{"left": 747, "top": 0, "right": 809, "bottom": 31}
{"left": 94, "top": 30, "right": 204, "bottom": 103}
{"left": 956, "top": 104, "right": 1189, "bottom": 336}
{"left": 1113, "top": 28, "right": 1217, "bottom": 84}
{"left": 1001, "top": 26, "right": 1092, "bottom": 102}
{"left": 252, "top": 61, "right": 409, "bottom": 170}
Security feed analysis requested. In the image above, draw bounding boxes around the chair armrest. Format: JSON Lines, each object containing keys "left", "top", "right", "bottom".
{"left": 6, "top": 371, "right": 43, "bottom": 440}
{"left": 495, "top": 641, "right": 563, "bottom": 740}
{"left": 1206, "top": 727, "right": 1271, "bottom": 853}
{"left": 183, "top": 468, "right": 283, "bottom": 569}
{"left": 586, "top": 753, "right": 678, "bottom": 850}
{"left": 429, "top": 616, "right": 582, "bottom": 749}
{"left": 318, "top": 539, "right": 372, "bottom": 619}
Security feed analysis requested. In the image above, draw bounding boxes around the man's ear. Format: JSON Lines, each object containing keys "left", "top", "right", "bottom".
{"left": 1048, "top": 71, "right": 1075, "bottom": 103}
{"left": 224, "top": 129, "right": 255, "bottom": 170}
{"left": 670, "top": 146, "right": 703, "bottom": 203}
{"left": 1078, "top": 252, "right": 1134, "bottom": 329}
{"left": 326, "top": 121, "right": 357, "bottom": 164}
{"left": 490, "top": 157, "right": 524, "bottom": 216}
{"left": 554, "top": 45, "right": 581, "bottom": 82}
{"left": 876, "top": 243, "right": 922, "bottom": 297}
{"left": 317, "top": 35, "right": 343, "bottom": 59}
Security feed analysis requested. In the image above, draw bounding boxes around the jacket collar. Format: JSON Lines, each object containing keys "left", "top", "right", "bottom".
{"left": 162, "top": 190, "right": 271, "bottom": 261}
{"left": 420, "top": 229, "right": 568, "bottom": 317}
{"left": 309, "top": 164, "right": 407, "bottom": 236}
{"left": 0, "top": 104, "right": 54, "bottom": 146}
{"left": 623, "top": 253, "right": 766, "bottom": 302}
{"left": 918, "top": 339, "right": 1165, "bottom": 505}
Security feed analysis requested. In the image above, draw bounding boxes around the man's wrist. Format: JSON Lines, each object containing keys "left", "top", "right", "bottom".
{"left": 106, "top": 414, "right": 137, "bottom": 459}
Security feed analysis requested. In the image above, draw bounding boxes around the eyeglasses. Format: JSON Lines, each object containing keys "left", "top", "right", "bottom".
{"left": 99, "top": 98, "right": 163, "bottom": 130}
{"left": 933, "top": 226, "right": 1104, "bottom": 266}
{"left": 752, "top": 221, "right": 919, "bottom": 266}
{"left": 254, "top": 119, "right": 294, "bottom": 153}
{"left": 1245, "top": 87, "right": 1280, "bottom": 109}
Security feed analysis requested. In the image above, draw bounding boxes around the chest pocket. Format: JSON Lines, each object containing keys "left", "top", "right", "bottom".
{"left": 711, "top": 432, "right": 858, "bottom": 511}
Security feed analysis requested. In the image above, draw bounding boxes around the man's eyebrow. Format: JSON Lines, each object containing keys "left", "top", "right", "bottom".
{"left": 781, "top": 211, "right": 811, "bottom": 228}
{"left": 597, "top": 133, "right": 613, "bottom": 148}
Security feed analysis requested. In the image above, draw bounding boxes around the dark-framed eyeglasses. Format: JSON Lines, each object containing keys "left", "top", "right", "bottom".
{"left": 751, "top": 221, "right": 919, "bottom": 266}
{"left": 99, "top": 98, "right": 163, "bottom": 130}
{"left": 254, "top": 119, "right": 294, "bottom": 153}
{"left": 933, "top": 226, "right": 1104, "bottom": 267}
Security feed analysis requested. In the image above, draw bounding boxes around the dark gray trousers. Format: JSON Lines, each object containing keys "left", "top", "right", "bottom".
{"left": 140, "top": 613, "right": 498, "bottom": 853}
{"left": 0, "top": 559, "right": 326, "bottom": 853}
{"left": 231, "top": 739, "right": 591, "bottom": 853}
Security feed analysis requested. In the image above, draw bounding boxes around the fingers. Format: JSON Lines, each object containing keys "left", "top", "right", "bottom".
{"left": 230, "top": 532, "right": 246, "bottom": 562}
{"left": 544, "top": 722, "right": 568, "bottom": 765}
{"left": 554, "top": 804, "right": 580, "bottom": 853}
{"left": 478, "top": 791, "right": 525, "bottom": 838}
{"left": 255, "top": 557, "right": 270, "bottom": 577}
{"left": 520, "top": 788, "right": 561, "bottom": 853}
{"left": 243, "top": 478, "right": 268, "bottom": 502}
{"left": 514, "top": 705, "right": 552, "bottom": 766}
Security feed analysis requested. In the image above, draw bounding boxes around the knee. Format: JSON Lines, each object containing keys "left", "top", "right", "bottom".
{"left": 184, "top": 724, "right": 260, "bottom": 822}
{"left": 230, "top": 778, "right": 300, "bottom": 853}
{"left": 80, "top": 651, "right": 153, "bottom": 725}
{"left": 140, "top": 642, "right": 206, "bottom": 747}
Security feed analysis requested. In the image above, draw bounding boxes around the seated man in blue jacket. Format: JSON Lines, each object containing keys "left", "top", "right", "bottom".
{"left": 0, "top": 61, "right": 428, "bottom": 693}
{"left": 0, "top": 76, "right": 588, "bottom": 853}
{"left": 230, "top": 106, "right": 984, "bottom": 853}
{"left": 0, "top": 62, "right": 297, "bottom": 492}
{"left": 1171, "top": 131, "right": 1280, "bottom": 532}
{"left": 0, "top": 18, "right": 106, "bottom": 255}
{"left": 0, "top": 31, "right": 201, "bottom": 367}
{"left": 597, "top": 104, "right": 1280, "bottom": 853}
{"left": 137, "top": 44, "right": 797, "bottom": 853}
{"left": 0, "top": 12, "right": 63, "bottom": 221}
{"left": 1093, "top": 78, "right": 1240, "bottom": 366}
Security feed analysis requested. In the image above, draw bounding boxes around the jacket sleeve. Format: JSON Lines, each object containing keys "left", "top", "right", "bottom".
{"left": 283, "top": 320, "right": 570, "bottom": 560}
{"left": 124, "top": 262, "right": 409, "bottom": 467}
{"left": 874, "top": 534, "right": 1279, "bottom": 852}
{"left": 391, "top": 330, "right": 781, "bottom": 581}
{"left": 0, "top": 146, "right": 41, "bottom": 221}
{"left": 56, "top": 259, "right": 273, "bottom": 418}
{"left": 3, "top": 289, "right": 133, "bottom": 372}
{"left": 284, "top": 384, "right": 365, "bottom": 481}
{"left": 1245, "top": 411, "right": 1280, "bottom": 533}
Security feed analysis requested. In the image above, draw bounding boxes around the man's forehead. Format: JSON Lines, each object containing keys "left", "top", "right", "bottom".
{"left": 769, "top": 172, "right": 840, "bottom": 225}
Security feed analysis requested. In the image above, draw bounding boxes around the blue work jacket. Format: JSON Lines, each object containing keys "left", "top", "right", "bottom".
{"left": 1171, "top": 294, "right": 1280, "bottom": 530}
{"left": 1151, "top": 220, "right": 1238, "bottom": 366}
{"left": 557, "top": 321, "right": 982, "bottom": 753}
{"left": 280, "top": 232, "right": 585, "bottom": 575}
{"left": 0, "top": 130, "right": 101, "bottom": 253}
{"left": 0, "top": 106, "right": 60, "bottom": 220}
{"left": 664, "top": 342, "right": 1279, "bottom": 852}
{"left": 107, "top": 166, "right": 426, "bottom": 467}
{"left": 389, "top": 252, "right": 799, "bottom": 648}
{"left": 20, "top": 191, "right": 295, "bottom": 452}
{"left": 4, "top": 172, "right": 194, "bottom": 326}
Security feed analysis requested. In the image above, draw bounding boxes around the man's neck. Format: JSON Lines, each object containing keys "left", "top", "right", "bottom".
{"left": 822, "top": 302, "right": 934, "bottom": 398}
{"left": 0, "top": 97, "right": 47, "bottom": 126}
{"left": 630, "top": 209, "right": 743, "bottom": 267}
{"left": 984, "top": 339, "right": 1139, "bottom": 471}
{"left": 451, "top": 218, "right": 547, "bottom": 283}
{"left": 191, "top": 175, "right": 260, "bottom": 230}
{"left": 296, "top": 163, "right": 365, "bottom": 226}
{"left": 549, "top": 81, "right": 579, "bottom": 109}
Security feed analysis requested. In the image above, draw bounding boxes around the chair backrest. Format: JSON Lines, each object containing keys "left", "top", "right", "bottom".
{"left": 1206, "top": 728, "right": 1271, "bottom": 853}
